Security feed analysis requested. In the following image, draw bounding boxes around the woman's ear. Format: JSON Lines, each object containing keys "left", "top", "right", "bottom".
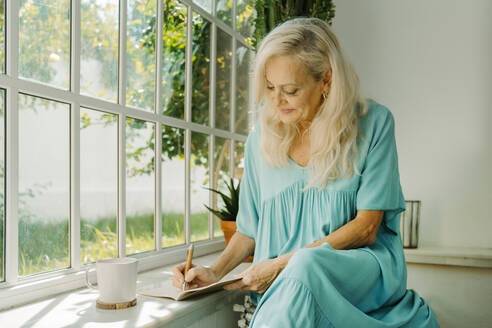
{"left": 322, "top": 68, "right": 332, "bottom": 94}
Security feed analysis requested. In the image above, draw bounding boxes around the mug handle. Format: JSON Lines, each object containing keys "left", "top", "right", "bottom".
{"left": 85, "top": 268, "right": 97, "bottom": 289}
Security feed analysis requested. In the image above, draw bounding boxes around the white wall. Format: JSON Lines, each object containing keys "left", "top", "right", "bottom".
{"left": 333, "top": 0, "right": 492, "bottom": 248}
{"left": 406, "top": 263, "right": 492, "bottom": 328}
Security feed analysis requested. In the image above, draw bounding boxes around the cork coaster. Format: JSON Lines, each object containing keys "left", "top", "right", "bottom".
{"left": 96, "top": 298, "right": 137, "bottom": 310}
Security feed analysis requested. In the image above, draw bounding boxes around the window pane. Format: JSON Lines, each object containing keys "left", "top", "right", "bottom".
{"left": 19, "top": 94, "right": 70, "bottom": 276}
{"left": 213, "top": 137, "right": 231, "bottom": 238}
{"left": 19, "top": 0, "right": 70, "bottom": 89}
{"left": 234, "top": 141, "right": 245, "bottom": 182}
{"left": 190, "top": 132, "right": 209, "bottom": 242}
{"left": 0, "top": 89, "right": 4, "bottom": 281}
{"left": 161, "top": 125, "right": 185, "bottom": 247}
{"left": 81, "top": 0, "right": 119, "bottom": 103}
{"left": 80, "top": 108, "right": 118, "bottom": 264}
{"left": 126, "top": 118, "right": 155, "bottom": 255}
{"left": 215, "top": 29, "right": 232, "bottom": 131}
{"left": 127, "top": 0, "right": 156, "bottom": 112}
{"left": 193, "top": 0, "right": 212, "bottom": 14}
{"left": 191, "top": 12, "right": 211, "bottom": 126}
{"left": 235, "top": 42, "right": 251, "bottom": 134}
{"left": 232, "top": 140, "right": 244, "bottom": 236}
{"left": 162, "top": 0, "right": 186, "bottom": 119}
{"left": 236, "top": 0, "right": 255, "bottom": 39}
{"left": 216, "top": 0, "right": 232, "bottom": 26}
{"left": 0, "top": 0, "right": 5, "bottom": 73}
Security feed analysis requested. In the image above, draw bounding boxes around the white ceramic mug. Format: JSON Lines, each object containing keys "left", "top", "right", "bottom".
{"left": 85, "top": 257, "right": 138, "bottom": 304}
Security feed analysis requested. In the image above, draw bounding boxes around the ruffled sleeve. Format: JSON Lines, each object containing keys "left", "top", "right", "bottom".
{"left": 236, "top": 130, "right": 261, "bottom": 240}
{"left": 356, "top": 106, "right": 405, "bottom": 235}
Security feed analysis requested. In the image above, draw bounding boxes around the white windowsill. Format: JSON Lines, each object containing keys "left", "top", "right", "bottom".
{"left": 0, "top": 252, "right": 250, "bottom": 328}
{"left": 404, "top": 246, "right": 492, "bottom": 268}
{"left": 0, "top": 239, "right": 227, "bottom": 311}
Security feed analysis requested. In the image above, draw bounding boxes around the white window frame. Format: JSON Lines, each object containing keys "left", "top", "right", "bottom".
{"left": 0, "top": 0, "right": 255, "bottom": 310}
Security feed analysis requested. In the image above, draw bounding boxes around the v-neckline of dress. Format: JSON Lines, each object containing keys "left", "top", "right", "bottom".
{"left": 287, "top": 155, "right": 308, "bottom": 169}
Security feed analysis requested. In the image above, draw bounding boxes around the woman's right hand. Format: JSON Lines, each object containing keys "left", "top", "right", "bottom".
{"left": 171, "top": 263, "right": 220, "bottom": 291}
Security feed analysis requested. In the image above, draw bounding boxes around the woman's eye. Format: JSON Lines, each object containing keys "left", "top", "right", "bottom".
{"left": 285, "top": 89, "right": 298, "bottom": 95}
{"left": 266, "top": 86, "right": 274, "bottom": 90}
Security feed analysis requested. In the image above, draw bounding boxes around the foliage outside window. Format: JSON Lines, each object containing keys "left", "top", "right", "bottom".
{"left": 0, "top": 0, "right": 255, "bottom": 282}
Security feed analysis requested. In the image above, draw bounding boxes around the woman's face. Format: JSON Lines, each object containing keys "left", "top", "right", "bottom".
{"left": 265, "top": 55, "right": 329, "bottom": 126}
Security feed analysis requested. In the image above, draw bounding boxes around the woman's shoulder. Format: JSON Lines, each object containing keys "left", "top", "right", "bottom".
{"left": 245, "top": 120, "right": 261, "bottom": 146}
{"left": 359, "top": 99, "right": 395, "bottom": 138}
{"left": 241, "top": 120, "right": 261, "bottom": 159}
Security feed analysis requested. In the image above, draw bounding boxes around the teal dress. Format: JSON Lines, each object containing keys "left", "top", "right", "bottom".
{"left": 236, "top": 101, "right": 439, "bottom": 327}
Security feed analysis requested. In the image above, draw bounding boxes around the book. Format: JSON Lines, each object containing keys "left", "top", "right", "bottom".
{"left": 138, "top": 277, "right": 242, "bottom": 301}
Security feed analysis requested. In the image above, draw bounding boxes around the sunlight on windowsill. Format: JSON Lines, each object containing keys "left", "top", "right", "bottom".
{"left": 0, "top": 253, "right": 250, "bottom": 328}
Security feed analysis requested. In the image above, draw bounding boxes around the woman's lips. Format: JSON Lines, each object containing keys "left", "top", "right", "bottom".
{"left": 279, "top": 108, "right": 295, "bottom": 114}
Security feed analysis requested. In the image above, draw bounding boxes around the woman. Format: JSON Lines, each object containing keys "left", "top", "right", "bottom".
{"left": 173, "top": 18, "right": 439, "bottom": 327}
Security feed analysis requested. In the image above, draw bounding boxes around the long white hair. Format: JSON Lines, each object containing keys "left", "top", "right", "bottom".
{"left": 254, "top": 17, "right": 368, "bottom": 190}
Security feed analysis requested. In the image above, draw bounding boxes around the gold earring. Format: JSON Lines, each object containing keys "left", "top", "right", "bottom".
{"left": 322, "top": 93, "right": 327, "bottom": 101}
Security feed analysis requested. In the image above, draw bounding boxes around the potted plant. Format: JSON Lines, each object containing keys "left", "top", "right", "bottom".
{"left": 204, "top": 178, "right": 253, "bottom": 262}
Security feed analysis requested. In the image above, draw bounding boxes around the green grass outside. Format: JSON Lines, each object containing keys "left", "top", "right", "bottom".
{"left": 6, "top": 212, "right": 219, "bottom": 277}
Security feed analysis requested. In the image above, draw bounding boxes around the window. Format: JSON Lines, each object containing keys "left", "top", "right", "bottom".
{"left": 18, "top": 95, "right": 70, "bottom": 276}
{"left": 80, "top": 108, "right": 118, "bottom": 263}
{"left": 0, "top": 0, "right": 254, "bottom": 305}
{"left": 161, "top": 125, "right": 185, "bottom": 247}
{"left": 19, "top": 0, "right": 71, "bottom": 89}
{"left": 80, "top": 0, "right": 119, "bottom": 102}
{"left": 126, "top": 117, "right": 156, "bottom": 254}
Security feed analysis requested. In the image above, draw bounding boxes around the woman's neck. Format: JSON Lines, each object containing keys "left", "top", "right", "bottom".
{"left": 297, "top": 120, "right": 312, "bottom": 138}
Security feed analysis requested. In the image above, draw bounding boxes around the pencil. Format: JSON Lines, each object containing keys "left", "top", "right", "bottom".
{"left": 183, "top": 244, "right": 194, "bottom": 290}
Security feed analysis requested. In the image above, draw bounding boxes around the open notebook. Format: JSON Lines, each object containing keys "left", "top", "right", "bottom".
{"left": 138, "top": 277, "right": 241, "bottom": 301}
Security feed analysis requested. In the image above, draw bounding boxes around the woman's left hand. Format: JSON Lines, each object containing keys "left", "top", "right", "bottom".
{"left": 224, "top": 258, "right": 283, "bottom": 294}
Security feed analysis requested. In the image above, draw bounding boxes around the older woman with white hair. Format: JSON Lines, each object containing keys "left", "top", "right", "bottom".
{"left": 173, "top": 17, "right": 439, "bottom": 327}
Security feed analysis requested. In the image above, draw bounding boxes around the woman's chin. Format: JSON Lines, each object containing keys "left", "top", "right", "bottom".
{"left": 278, "top": 113, "right": 299, "bottom": 125}
{"left": 279, "top": 118, "right": 296, "bottom": 126}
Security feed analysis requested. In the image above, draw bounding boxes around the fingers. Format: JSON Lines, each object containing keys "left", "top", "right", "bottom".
{"left": 172, "top": 263, "right": 184, "bottom": 274}
{"left": 173, "top": 264, "right": 208, "bottom": 290}
{"left": 172, "top": 263, "right": 186, "bottom": 288}
{"left": 184, "top": 267, "right": 199, "bottom": 283}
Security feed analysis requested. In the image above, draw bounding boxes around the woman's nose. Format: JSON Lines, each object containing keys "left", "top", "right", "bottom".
{"left": 272, "top": 90, "right": 285, "bottom": 105}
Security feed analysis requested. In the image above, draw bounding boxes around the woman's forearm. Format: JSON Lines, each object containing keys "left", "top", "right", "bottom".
{"left": 211, "top": 231, "right": 255, "bottom": 279}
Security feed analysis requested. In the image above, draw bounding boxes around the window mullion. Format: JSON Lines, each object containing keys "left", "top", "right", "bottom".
{"left": 230, "top": 139, "right": 234, "bottom": 179}
{"left": 118, "top": 0, "right": 128, "bottom": 257}
{"left": 118, "top": 113, "right": 127, "bottom": 257}
{"left": 184, "top": 6, "right": 192, "bottom": 124}
{"left": 209, "top": 134, "right": 215, "bottom": 238}
{"left": 5, "top": 86, "right": 19, "bottom": 284}
{"left": 154, "top": 0, "right": 164, "bottom": 251}
{"left": 184, "top": 128, "right": 191, "bottom": 245}
{"left": 231, "top": 0, "right": 237, "bottom": 175}
{"left": 70, "top": 0, "right": 81, "bottom": 271}
{"left": 70, "top": 104, "right": 81, "bottom": 270}
{"left": 119, "top": 0, "right": 127, "bottom": 107}
{"left": 209, "top": 21, "right": 217, "bottom": 239}
{"left": 5, "top": 0, "right": 20, "bottom": 284}
{"left": 155, "top": 124, "right": 162, "bottom": 250}
{"left": 228, "top": 0, "right": 238, "bottom": 186}
{"left": 184, "top": 6, "right": 192, "bottom": 245}
{"left": 231, "top": 0, "right": 237, "bottom": 134}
